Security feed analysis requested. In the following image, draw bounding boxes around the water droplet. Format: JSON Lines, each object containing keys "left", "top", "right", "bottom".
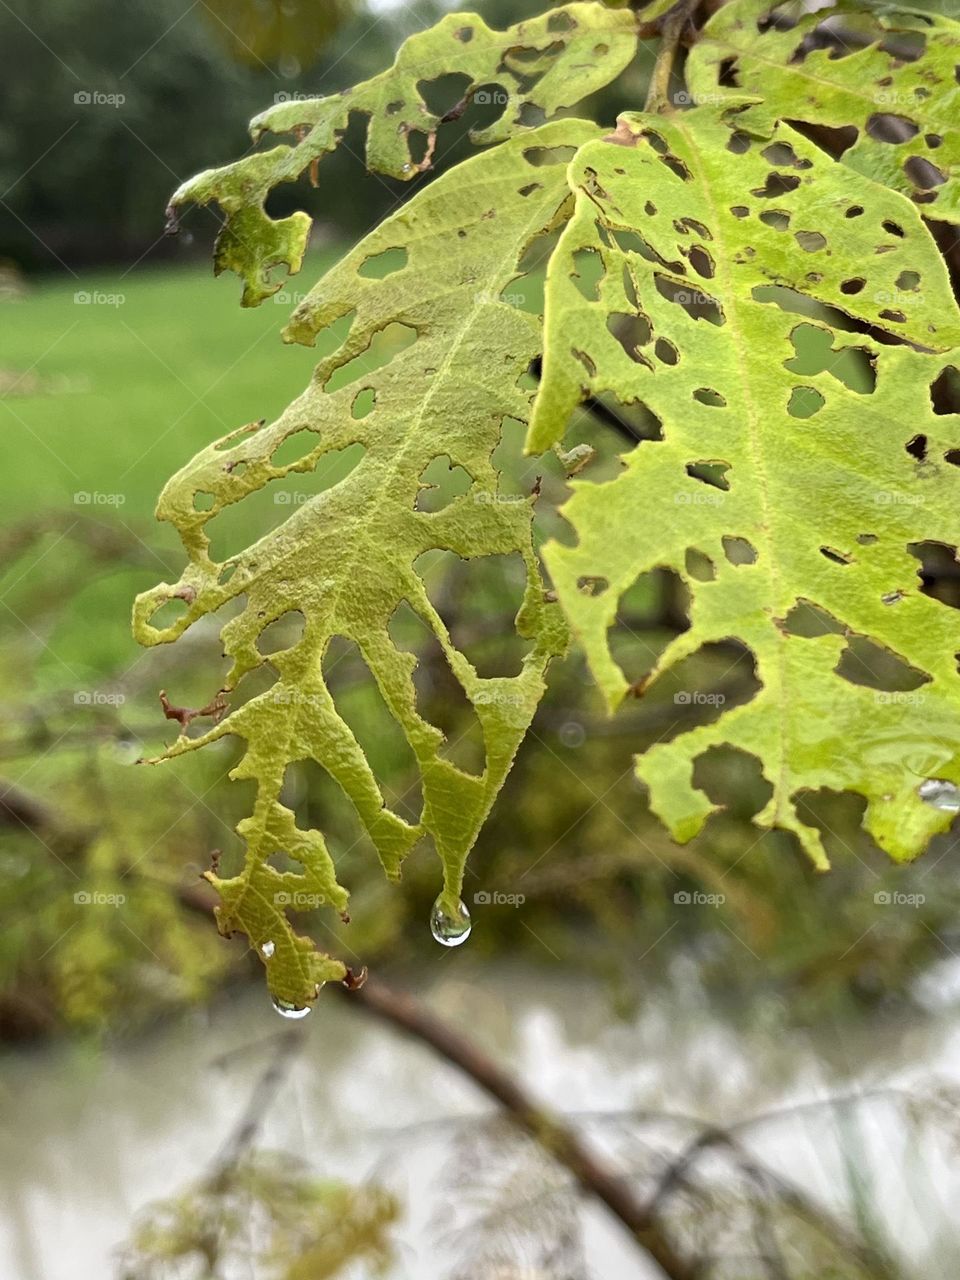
{"left": 919, "top": 778, "right": 960, "bottom": 812}
{"left": 261, "top": 940, "right": 275, "bottom": 958}
{"left": 430, "top": 895, "right": 472, "bottom": 947}
{"left": 402, "top": 162, "right": 412, "bottom": 173}
{"left": 271, "top": 995, "right": 311, "bottom": 1019}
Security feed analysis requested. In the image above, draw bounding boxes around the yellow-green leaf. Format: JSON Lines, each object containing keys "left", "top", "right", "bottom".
{"left": 134, "top": 121, "right": 595, "bottom": 1006}
{"left": 529, "top": 106, "right": 960, "bottom": 868}
{"left": 687, "top": 0, "right": 960, "bottom": 221}
{"left": 170, "top": 3, "right": 639, "bottom": 304}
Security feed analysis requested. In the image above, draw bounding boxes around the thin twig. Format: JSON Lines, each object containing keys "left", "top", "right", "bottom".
{"left": 645, "top": 0, "right": 701, "bottom": 113}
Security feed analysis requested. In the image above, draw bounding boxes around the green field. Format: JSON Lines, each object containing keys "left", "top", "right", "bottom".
{"left": 0, "top": 256, "right": 344, "bottom": 522}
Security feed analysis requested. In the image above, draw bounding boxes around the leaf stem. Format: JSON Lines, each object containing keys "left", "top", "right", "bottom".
{"left": 645, "top": 0, "right": 701, "bottom": 114}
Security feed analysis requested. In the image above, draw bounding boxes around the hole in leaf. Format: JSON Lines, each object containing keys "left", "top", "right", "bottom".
{"left": 608, "top": 311, "right": 653, "bottom": 362}
{"left": 351, "top": 387, "right": 376, "bottom": 420}
{"left": 751, "top": 172, "right": 801, "bottom": 198}
{"left": 760, "top": 210, "right": 791, "bottom": 231}
{"left": 881, "top": 219, "right": 906, "bottom": 238}
{"left": 820, "top": 546, "right": 852, "bottom": 566}
{"left": 780, "top": 599, "right": 845, "bottom": 637}
{"left": 257, "top": 610, "right": 306, "bottom": 656}
{"left": 654, "top": 275, "right": 724, "bottom": 325}
{"left": 909, "top": 541, "right": 960, "bottom": 611}
{"left": 415, "top": 456, "right": 473, "bottom": 513}
{"left": 835, "top": 636, "right": 930, "bottom": 692}
{"left": 577, "top": 575, "right": 609, "bottom": 596}
{"left": 785, "top": 324, "right": 876, "bottom": 394}
{"left": 904, "top": 156, "right": 946, "bottom": 188}
{"left": 722, "top": 535, "right": 757, "bottom": 565}
{"left": 688, "top": 245, "right": 716, "bottom": 279}
{"left": 930, "top": 366, "right": 960, "bottom": 415}
{"left": 866, "top": 114, "right": 920, "bottom": 144}
{"left": 414, "top": 549, "right": 530, "bottom": 679}
{"left": 271, "top": 428, "right": 317, "bottom": 469}
{"left": 655, "top": 337, "right": 679, "bottom": 365}
{"left": 905, "top": 433, "right": 927, "bottom": 461}
{"left": 795, "top": 230, "right": 827, "bottom": 252}
{"left": 571, "top": 248, "right": 605, "bottom": 301}
{"left": 324, "top": 322, "right": 418, "bottom": 393}
{"left": 686, "top": 461, "right": 730, "bottom": 491}
{"left": 840, "top": 278, "right": 865, "bottom": 295}
{"left": 523, "top": 145, "right": 579, "bottom": 166}
{"left": 358, "top": 246, "right": 409, "bottom": 279}
{"left": 787, "top": 386, "right": 825, "bottom": 418}
{"left": 194, "top": 491, "right": 216, "bottom": 512}
{"left": 685, "top": 548, "right": 716, "bottom": 582}
{"left": 693, "top": 387, "right": 726, "bottom": 408}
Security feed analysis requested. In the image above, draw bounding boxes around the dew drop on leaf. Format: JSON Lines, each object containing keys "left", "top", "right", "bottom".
{"left": 918, "top": 779, "right": 960, "bottom": 812}
{"left": 261, "top": 940, "right": 275, "bottom": 958}
{"left": 430, "top": 895, "right": 472, "bottom": 947}
{"left": 271, "top": 995, "right": 312, "bottom": 1019}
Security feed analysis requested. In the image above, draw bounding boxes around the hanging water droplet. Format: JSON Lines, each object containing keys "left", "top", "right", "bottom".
{"left": 261, "top": 940, "right": 275, "bottom": 959}
{"left": 271, "top": 995, "right": 311, "bottom": 1019}
{"left": 430, "top": 895, "right": 472, "bottom": 947}
{"left": 919, "top": 778, "right": 960, "bottom": 812}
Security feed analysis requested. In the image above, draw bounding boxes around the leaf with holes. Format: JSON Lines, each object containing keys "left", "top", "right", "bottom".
{"left": 686, "top": 0, "right": 960, "bottom": 221}
{"left": 133, "top": 120, "right": 598, "bottom": 1008}
{"left": 528, "top": 105, "right": 960, "bottom": 867}
{"left": 169, "top": 3, "right": 639, "bottom": 304}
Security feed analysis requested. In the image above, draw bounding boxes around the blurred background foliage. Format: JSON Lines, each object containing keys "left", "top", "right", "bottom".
{"left": 2, "top": 0, "right": 960, "bottom": 1043}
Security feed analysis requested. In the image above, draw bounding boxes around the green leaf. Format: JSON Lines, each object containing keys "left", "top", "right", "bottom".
{"left": 529, "top": 106, "right": 960, "bottom": 868}
{"left": 686, "top": 0, "right": 960, "bottom": 221}
{"left": 134, "top": 120, "right": 593, "bottom": 1006}
{"left": 170, "top": 3, "right": 639, "bottom": 304}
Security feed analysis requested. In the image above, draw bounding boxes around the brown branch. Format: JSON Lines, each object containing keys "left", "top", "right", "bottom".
{"left": 342, "top": 975, "right": 696, "bottom": 1280}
